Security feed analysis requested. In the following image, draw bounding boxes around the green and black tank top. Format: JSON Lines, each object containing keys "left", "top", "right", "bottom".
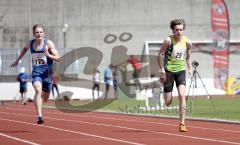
{"left": 164, "top": 35, "right": 188, "bottom": 72}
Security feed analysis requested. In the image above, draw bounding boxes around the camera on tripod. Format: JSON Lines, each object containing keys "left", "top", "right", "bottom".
{"left": 192, "top": 60, "right": 199, "bottom": 67}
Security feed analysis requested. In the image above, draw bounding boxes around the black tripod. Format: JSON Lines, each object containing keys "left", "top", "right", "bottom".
{"left": 186, "top": 62, "right": 215, "bottom": 112}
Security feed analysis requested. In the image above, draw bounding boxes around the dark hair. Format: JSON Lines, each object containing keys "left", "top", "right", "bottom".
{"left": 170, "top": 19, "right": 186, "bottom": 30}
{"left": 109, "top": 64, "right": 113, "bottom": 68}
{"left": 150, "top": 73, "right": 155, "bottom": 78}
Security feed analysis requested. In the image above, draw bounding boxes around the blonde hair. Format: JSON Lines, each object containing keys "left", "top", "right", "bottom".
{"left": 32, "top": 24, "right": 45, "bottom": 33}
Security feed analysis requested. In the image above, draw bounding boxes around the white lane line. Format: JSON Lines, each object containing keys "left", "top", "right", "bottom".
{"left": 3, "top": 106, "right": 240, "bottom": 133}
{"left": 82, "top": 114, "right": 240, "bottom": 133}
{"left": 1, "top": 111, "right": 240, "bottom": 145}
{"left": 42, "top": 111, "right": 240, "bottom": 133}
{"left": 0, "top": 132, "right": 40, "bottom": 145}
{"left": 43, "top": 116, "right": 240, "bottom": 145}
{"left": 0, "top": 117, "right": 145, "bottom": 145}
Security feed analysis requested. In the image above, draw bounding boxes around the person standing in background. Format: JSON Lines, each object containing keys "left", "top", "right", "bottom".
{"left": 116, "top": 55, "right": 143, "bottom": 91}
{"left": 51, "top": 71, "right": 60, "bottom": 100}
{"left": 104, "top": 64, "right": 113, "bottom": 100}
{"left": 92, "top": 69, "right": 100, "bottom": 100}
{"left": 112, "top": 66, "right": 119, "bottom": 99}
{"left": 17, "top": 67, "right": 29, "bottom": 105}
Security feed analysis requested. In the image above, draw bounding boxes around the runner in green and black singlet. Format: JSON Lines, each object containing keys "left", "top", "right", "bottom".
{"left": 158, "top": 19, "right": 192, "bottom": 132}
{"left": 164, "top": 35, "right": 189, "bottom": 72}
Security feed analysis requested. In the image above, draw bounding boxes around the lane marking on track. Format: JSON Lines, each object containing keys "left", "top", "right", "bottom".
{"left": 83, "top": 115, "right": 240, "bottom": 133}
{"left": 0, "top": 132, "right": 40, "bottom": 145}
{"left": 1, "top": 111, "right": 240, "bottom": 145}
{"left": 3, "top": 106, "right": 240, "bottom": 134}
{"left": 0, "top": 117, "right": 145, "bottom": 145}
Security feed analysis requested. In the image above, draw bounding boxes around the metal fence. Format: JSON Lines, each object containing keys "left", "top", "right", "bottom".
{"left": 0, "top": 48, "right": 84, "bottom": 76}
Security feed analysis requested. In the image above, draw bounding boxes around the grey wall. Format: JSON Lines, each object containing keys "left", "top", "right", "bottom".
{"left": 0, "top": 0, "right": 239, "bottom": 78}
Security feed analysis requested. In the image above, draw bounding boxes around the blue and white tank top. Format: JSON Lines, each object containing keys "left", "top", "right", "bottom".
{"left": 30, "top": 38, "right": 53, "bottom": 75}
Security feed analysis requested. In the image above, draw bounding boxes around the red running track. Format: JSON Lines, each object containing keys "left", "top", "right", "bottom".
{"left": 0, "top": 102, "right": 240, "bottom": 145}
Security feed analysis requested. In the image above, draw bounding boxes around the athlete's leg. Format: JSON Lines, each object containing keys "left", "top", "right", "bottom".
{"left": 19, "top": 88, "right": 24, "bottom": 103}
{"left": 22, "top": 91, "right": 27, "bottom": 105}
{"left": 34, "top": 78, "right": 51, "bottom": 124}
{"left": 51, "top": 85, "right": 55, "bottom": 99}
{"left": 105, "top": 84, "right": 110, "bottom": 100}
{"left": 42, "top": 91, "right": 50, "bottom": 102}
{"left": 92, "top": 84, "right": 95, "bottom": 100}
{"left": 42, "top": 81, "right": 52, "bottom": 102}
{"left": 115, "top": 86, "right": 119, "bottom": 99}
{"left": 176, "top": 70, "right": 187, "bottom": 132}
{"left": 20, "top": 92, "right": 24, "bottom": 103}
{"left": 164, "top": 92, "right": 172, "bottom": 106}
{"left": 177, "top": 84, "right": 186, "bottom": 125}
{"left": 114, "top": 86, "right": 118, "bottom": 99}
{"left": 55, "top": 84, "right": 60, "bottom": 97}
{"left": 32, "top": 81, "right": 43, "bottom": 118}
{"left": 97, "top": 84, "right": 99, "bottom": 99}
{"left": 93, "top": 84, "right": 98, "bottom": 100}
{"left": 32, "top": 75, "right": 45, "bottom": 124}
{"left": 163, "top": 72, "right": 174, "bottom": 106}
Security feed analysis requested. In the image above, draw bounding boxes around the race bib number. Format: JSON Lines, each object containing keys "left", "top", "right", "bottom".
{"left": 171, "top": 48, "right": 185, "bottom": 60}
{"left": 32, "top": 53, "right": 47, "bottom": 66}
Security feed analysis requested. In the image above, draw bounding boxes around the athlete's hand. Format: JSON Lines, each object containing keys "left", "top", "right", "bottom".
{"left": 44, "top": 47, "right": 51, "bottom": 57}
{"left": 188, "top": 69, "right": 192, "bottom": 77}
{"left": 159, "top": 72, "right": 166, "bottom": 83}
{"left": 10, "top": 60, "right": 18, "bottom": 68}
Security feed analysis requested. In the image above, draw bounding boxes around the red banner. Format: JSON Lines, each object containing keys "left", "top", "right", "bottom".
{"left": 211, "top": 0, "right": 229, "bottom": 90}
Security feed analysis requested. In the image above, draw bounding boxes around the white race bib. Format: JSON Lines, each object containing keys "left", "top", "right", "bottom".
{"left": 32, "top": 53, "right": 47, "bottom": 66}
{"left": 171, "top": 47, "right": 186, "bottom": 60}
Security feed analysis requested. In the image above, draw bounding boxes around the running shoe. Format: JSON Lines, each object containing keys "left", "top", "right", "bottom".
{"left": 37, "top": 117, "right": 44, "bottom": 124}
{"left": 179, "top": 124, "right": 187, "bottom": 132}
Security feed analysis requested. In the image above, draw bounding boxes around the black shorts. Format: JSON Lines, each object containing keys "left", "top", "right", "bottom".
{"left": 164, "top": 70, "right": 186, "bottom": 93}
{"left": 113, "top": 79, "right": 118, "bottom": 88}
{"left": 133, "top": 69, "right": 140, "bottom": 78}
{"left": 93, "top": 83, "right": 99, "bottom": 91}
{"left": 20, "top": 87, "right": 27, "bottom": 93}
{"left": 105, "top": 84, "right": 110, "bottom": 90}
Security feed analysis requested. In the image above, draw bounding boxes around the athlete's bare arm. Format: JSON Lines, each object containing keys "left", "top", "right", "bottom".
{"left": 11, "top": 43, "right": 30, "bottom": 67}
{"left": 45, "top": 40, "right": 60, "bottom": 62}
{"left": 186, "top": 39, "right": 192, "bottom": 76}
{"left": 158, "top": 37, "right": 171, "bottom": 82}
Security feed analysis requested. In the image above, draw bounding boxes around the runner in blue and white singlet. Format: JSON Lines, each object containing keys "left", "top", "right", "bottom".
{"left": 11, "top": 24, "right": 60, "bottom": 124}
{"left": 30, "top": 38, "right": 53, "bottom": 93}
